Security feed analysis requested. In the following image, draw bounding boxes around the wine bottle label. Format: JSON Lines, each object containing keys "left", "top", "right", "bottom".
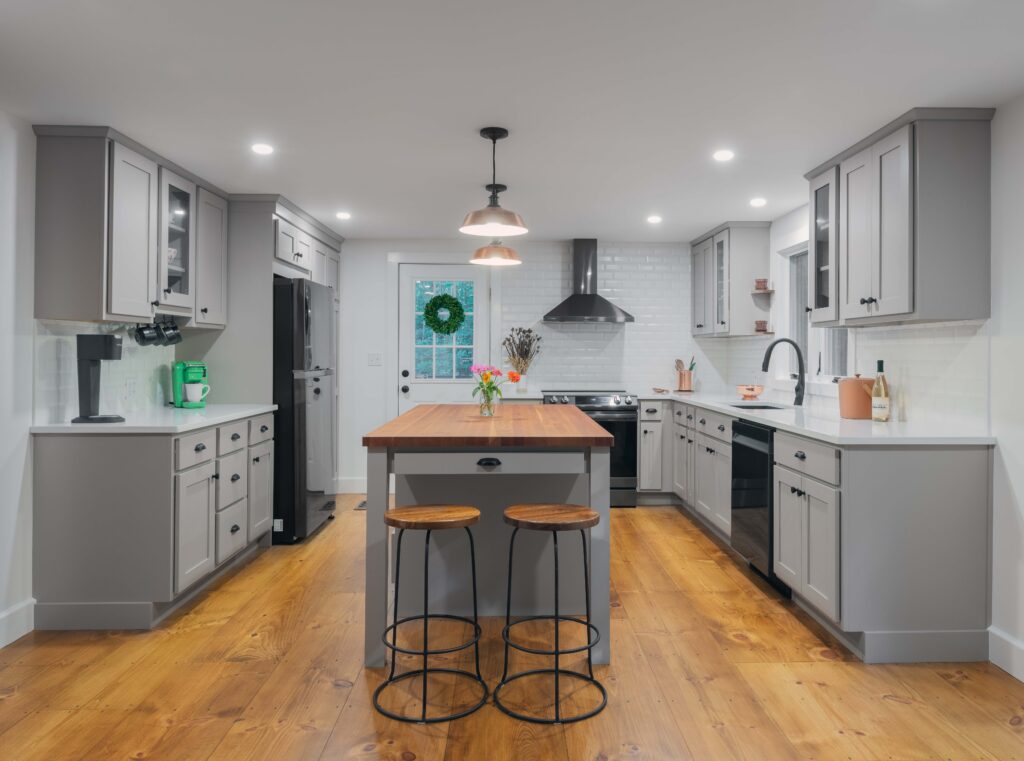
{"left": 872, "top": 398, "right": 890, "bottom": 420}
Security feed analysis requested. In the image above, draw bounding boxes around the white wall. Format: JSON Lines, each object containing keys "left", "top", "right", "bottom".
{"left": 989, "top": 91, "right": 1024, "bottom": 681}
{"left": 0, "top": 110, "right": 35, "bottom": 647}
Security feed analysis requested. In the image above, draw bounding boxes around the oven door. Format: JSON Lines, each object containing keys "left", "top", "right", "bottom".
{"left": 585, "top": 411, "right": 638, "bottom": 493}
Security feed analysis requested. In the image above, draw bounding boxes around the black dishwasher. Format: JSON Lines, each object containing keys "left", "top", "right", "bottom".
{"left": 731, "top": 420, "right": 789, "bottom": 593}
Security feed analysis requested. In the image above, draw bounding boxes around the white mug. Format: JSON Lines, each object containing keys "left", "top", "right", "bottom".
{"left": 184, "top": 382, "right": 210, "bottom": 403}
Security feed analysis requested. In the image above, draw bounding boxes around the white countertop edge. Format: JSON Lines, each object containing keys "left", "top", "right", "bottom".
{"left": 30, "top": 403, "right": 278, "bottom": 435}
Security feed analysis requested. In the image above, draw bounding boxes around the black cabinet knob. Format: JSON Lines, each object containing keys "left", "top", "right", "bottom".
{"left": 717, "top": 424, "right": 726, "bottom": 432}
{"left": 231, "top": 433, "right": 241, "bottom": 441}
{"left": 401, "top": 385, "right": 409, "bottom": 393}
{"left": 805, "top": 306, "right": 813, "bottom": 313}
{"left": 696, "top": 323, "right": 703, "bottom": 329}
{"left": 401, "top": 369, "right": 410, "bottom": 378}
{"left": 860, "top": 297, "right": 868, "bottom": 305}
{"left": 211, "top": 473, "right": 220, "bottom": 480}
{"left": 230, "top": 524, "right": 241, "bottom": 534}
{"left": 686, "top": 414, "right": 693, "bottom": 420}
{"left": 253, "top": 456, "right": 260, "bottom": 463}
{"left": 699, "top": 418, "right": 706, "bottom": 425}
{"left": 201, "top": 307, "right": 208, "bottom": 314}
{"left": 313, "top": 387, "right": 321, "bottom": 395}
{"left": 151, "top": 300, "right": 160, "bottom": 307}
{"left": 194, "top": 442, "right": 206, "bottom": 452}
{"left": 260, "top": 425, "right": 269, "bottom": 433}
{"left": 867, "top": 296, "right": 877, "bottom": 304}
{"left": 231, "top": 473, "right": 241, "bottom": 483}
{"left": 676, "top": 410, "right": 682, "bottom": 416}
{"left": 794, "top": 451, "right": 807, "bottom": 461}
{"left": 476, "top": 457, "right": 501, "bottom": 467}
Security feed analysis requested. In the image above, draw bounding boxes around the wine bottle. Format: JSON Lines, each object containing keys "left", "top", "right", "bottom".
{"left": 871, "top": 360, "right": 891, "bottom": 422}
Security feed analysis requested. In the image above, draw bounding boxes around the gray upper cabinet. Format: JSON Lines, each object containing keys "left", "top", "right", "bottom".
{"left": 275, "top": 217, "right": 312, "bottom": 273}
{"left": 690, "top": 223, "right": 770, "bottom": 337}
{"left": 809, "top": 108, "right": 994, "bottom": 327}
{"left": 156, "top": 168, "right": 197, "bottom": 314}
{"left": 195, "top": 189, "right": 229, "bottom": 327}
{"left": 808, "top": 167, "right": 839, "bottom": 324}
{"left": 108, "top": 142, "right": 159, "bottom": 320}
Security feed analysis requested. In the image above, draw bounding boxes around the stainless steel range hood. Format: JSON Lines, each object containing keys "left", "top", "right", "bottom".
{"left": 543, "top": 239, "right": 635, "bottom": 323}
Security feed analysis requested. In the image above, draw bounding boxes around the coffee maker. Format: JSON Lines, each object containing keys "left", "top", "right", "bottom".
{"left": 72, "top": 334, "right": 125, "bottom": 423}
{"left": 172, "top": 361, "right": 209, "bottom": 408}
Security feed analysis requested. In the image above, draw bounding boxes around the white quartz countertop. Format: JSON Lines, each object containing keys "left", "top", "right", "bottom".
{"left": 30, "top": 403, "right": 277, "bottom": 435}
{"left": 645, "top": 393, "right": 994, "bottom": 446}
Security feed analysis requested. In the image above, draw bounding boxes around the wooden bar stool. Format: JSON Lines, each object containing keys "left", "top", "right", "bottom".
{"left": 494, "top": 503, "right": 607, "bottom": 724}
{"left": 373, "top": 505, "right": 489, "bottom": 723}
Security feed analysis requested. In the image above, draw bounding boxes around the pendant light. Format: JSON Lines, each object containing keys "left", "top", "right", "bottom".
{"left": 470, "top": 239, "right": 521, "bottom": 266}
{"left": 460, "top": 127, "right": 528, "bottom": 238}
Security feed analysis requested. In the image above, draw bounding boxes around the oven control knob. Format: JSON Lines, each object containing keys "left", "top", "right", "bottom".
{"left": 561, "top": 395, "right": 570, "bottom": 404}
{"left": 625, "top": 395, "right": 633, "bottom": 405}
{"left": 612, "top": 395, "right": 621, "bottom": 405}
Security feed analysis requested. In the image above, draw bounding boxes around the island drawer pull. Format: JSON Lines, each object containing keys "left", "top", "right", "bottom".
{"left": 476, "top": 457, "right": 502, "bottom": 467}
{"left": 231, "top": 473, "right": 241, "bottom": 483}
{"left": 195, "top": 442, "right": 207, "bottom": 453}
{"left": 231, "top": 432, "right": 241, "bottom": 441}
{"left": 645, "top": 407, "right": 657, "bottom": 413}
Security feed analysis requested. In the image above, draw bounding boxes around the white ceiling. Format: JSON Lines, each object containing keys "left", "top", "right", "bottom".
{"left": 3, "top": 0, "right": 1024, "bottom": 242}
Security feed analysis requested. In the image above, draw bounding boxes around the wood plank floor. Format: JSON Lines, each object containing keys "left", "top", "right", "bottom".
{"left": 1, "top": 496, "right": 1022, "bottom": 760}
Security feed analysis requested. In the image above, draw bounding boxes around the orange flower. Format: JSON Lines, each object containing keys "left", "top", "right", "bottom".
{"left": 481, "top": 371, "right": 492, "bottom": 383}
{"left": 508, "top": 371, "right": 521, "bottom": 383}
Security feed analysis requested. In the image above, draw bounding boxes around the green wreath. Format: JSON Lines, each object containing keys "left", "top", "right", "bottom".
{"left": 423, "top": 293, "right": 466, "bottom": 335}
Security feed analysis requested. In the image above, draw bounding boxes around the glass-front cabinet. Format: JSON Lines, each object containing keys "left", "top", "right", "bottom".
{"left": 808, "top": 167, "right": 839, "bottom": 324}
{"left": 712, "top": 230, "right": 730, "bottom": 333}
{"left": 157, "top": 168, "right": 197, "bottom": 312}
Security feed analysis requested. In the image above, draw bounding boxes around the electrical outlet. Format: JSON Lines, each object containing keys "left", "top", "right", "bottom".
{"left": 367, "top": 352, "right": 383, "bottom": 367}
{"left": 273, "top": 519, "right": 284, "bottom": 532}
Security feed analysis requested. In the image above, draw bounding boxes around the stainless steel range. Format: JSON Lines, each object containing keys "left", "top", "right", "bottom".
{"left": 542, "top": 390, "right": 638, "bottom": 507}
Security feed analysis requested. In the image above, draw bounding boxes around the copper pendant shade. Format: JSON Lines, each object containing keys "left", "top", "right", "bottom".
{"left": 469, "top": 240, "right": 522, "bottom": 266}
{"left": 459, "top": 127, "right": 528, "bottom": 238}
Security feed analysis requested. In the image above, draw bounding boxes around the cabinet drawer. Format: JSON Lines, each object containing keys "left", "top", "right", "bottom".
{"left": 215, "top": 498, "right": 248, "bottom": 565}
{"left": 640, "top": 401, "right": 664, "bottom": 421}
{"left": 393, "top": 451, "right": 585, "bottom": 476}
{"left": 218, "top": 420, "right": 249, "bottom": 455}
{"left": 217, "top": 450, "right": 248, "bottom": 509}
{"left": 672, "top": 403, "right": 693, "bottom": 426}
{"left": 176, "top": 429, "right": 216, "bottom": 471}
{"left": 775, "top": 432, "right": 840, "bottom": 486}
{"left": 249, "top": 413, "right": 274, "bottom": 444}
{"left": 694, "top": 409, "right": 734, "bottom": 443}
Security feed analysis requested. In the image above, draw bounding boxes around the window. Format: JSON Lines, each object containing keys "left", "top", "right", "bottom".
{"left": 787, "top": 250, "right": 848, "bottom": 381}
{"left": 413, "top": 279, "right": 475, "bottom": 380}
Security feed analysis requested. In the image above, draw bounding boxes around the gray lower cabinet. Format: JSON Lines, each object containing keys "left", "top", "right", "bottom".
{"left": 672, "top": 426, "right": 688, "bottom": 499}
{"left": 639, "top": 420, "right": 663, "bottom": 491}
{"left": 773, "top": 464, "right": 840, "bottom": 622}
{"left": 175, "top": 461, "right": 217, "bottom": 593}
{"left": 248, "top": 440, "right": 274, "bottom": 540}
{"left": 710, "top": 439, "right": 732, "bottom": 535}
{"left": 692, "top": 433, "right": 731, "bottom": 537}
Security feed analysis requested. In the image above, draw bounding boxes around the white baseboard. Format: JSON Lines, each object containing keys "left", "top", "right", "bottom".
{"left": 0, "top": 597, "right": 35, "bottom": 649}
{"left": 990, "top": 626, "right": 1024, "bottom": 682}
{"left": 338, "top": 476, "right": 366, "bottom": 494}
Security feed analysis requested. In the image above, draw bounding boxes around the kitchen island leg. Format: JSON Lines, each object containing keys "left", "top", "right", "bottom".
{"left": 589, "top": 446, "right": 611, "bottom": 664}
{"left": 365, "top": 446, "right": 390, "bottom": 666}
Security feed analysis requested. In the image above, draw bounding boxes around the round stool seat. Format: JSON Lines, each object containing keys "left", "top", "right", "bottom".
{"left": 384, "top": 505, "right": 480, "bottom": 530}
{"left": 503, "top": 504, "right": 599, "bottom": 531}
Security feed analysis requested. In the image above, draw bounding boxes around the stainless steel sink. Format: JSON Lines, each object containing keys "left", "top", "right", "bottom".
{"left": 729, "top": 403, "right": 786, "bottom": 410}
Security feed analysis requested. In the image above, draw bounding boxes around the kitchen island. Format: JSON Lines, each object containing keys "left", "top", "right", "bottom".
{"left": 362, "top": 403, "right": 613, "bottom": 667}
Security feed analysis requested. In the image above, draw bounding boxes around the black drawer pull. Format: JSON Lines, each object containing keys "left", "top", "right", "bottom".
{"left": 645, "top": 407, "right": 657, "bottom": 413}
{"left": 194, "top": 442, "right": 207, "bottom": 453}
{"left": 477, "top": 457, "right": 501, "bottom": 467}
{"left": 230, "top": 524, "right": 241, "bottom": 534}
{"left": 231, "top": 432, "right": 241, "bottom": 441}
{"left": 231, "top": 473, "right": 241, "bottom": 483}
{"left": 253, "top": 456, "right": 261, "bottom": 463}
{"left": 699, "top": 418, "right": 706, "bottom": 425}
{"left": 717, "top": 424, "right": 726, "bottom": 432}
{"left": 686, "top": 414, "right": 693, "bottom": 420}
{"left": 260, "top": 425, "right": 269, "bottom": 433}
{"left": 794, "top": 451, "right": 807, "bottom": 461}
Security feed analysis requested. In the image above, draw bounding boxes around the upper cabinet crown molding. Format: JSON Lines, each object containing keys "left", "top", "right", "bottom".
{"left": 228, "top": 194, "right": 344, "bottom": 251}
{"left": 689, "top": 220, "right": 769, "bottom": 247}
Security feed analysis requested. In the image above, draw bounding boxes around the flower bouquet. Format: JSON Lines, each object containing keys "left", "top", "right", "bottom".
{"left": 470, "top": 365, "right": 520, "bottom": 416}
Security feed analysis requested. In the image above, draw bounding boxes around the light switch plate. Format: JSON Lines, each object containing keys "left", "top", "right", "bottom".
{"left": 367, "top": 352, "right": 383, "bottom": 366}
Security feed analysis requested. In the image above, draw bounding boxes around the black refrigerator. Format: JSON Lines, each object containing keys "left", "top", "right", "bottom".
{"left": 272, "top": 277, "right": 337, "bottom": 543}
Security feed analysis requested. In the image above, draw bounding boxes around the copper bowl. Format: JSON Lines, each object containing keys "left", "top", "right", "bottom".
{"left": 736, "top": 384, "right": 764, "bottom": 401}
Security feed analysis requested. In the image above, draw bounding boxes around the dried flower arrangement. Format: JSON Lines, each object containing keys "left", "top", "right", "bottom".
{"left": 502, "top": 327, "right": 542, "bottom": 375}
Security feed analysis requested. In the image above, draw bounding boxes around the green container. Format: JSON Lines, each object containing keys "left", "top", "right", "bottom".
{"left": 172, "top": 361, "right": 209, "bottom": 408}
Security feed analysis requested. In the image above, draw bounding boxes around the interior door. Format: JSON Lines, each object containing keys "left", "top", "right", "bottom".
{"left": 398, "top": 264, "right": 490, "bottom": 414}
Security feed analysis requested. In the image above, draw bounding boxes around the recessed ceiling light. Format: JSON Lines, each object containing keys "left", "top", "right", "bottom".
{"left": 749, "top": 197, "right": 767, "bottom": 208}
{"left": 251, "top": 143, "right": 274, "bottom": 155}
{"left": 647, "top": 215, "right": 662, "bottom": 224}
{"left": 713, "top": 149, "right": 735, "bottom": 162}
{"left": 335, "top": 211, "right": 352, "bottom": 220}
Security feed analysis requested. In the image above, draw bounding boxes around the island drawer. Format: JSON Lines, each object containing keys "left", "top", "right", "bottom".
{"left": 392, "top": 451, "right": 586, "bottom": 476}
{"left": 775, "top": 431, "right": 840, "bottom": 486}
{"left": 215, "top": 499, "right": 248, "bottom": 565}
{"left": 218, "top": 420, "right": 249, "bottom": 455}
{"left": 694, "top": 409, "right": 734, "bottom": 443}
{"left": 249, "top": 414, "right": 274, "bottom": 444}
{"left": 176, "top": 429, "right": 217, "bottom": 471}
{"left": 672, "top": 403, "right": 693, "bottom": 427}
{"left": 217, "top": 450, "right": 248, "bottom": 510}
{"left": 640, "top": 401, "right": 664, "bottom": 421}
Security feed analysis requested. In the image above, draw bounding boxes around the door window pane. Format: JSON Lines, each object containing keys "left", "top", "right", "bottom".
{"left": 413, "top": 278, "right": 475, "bottom": 380}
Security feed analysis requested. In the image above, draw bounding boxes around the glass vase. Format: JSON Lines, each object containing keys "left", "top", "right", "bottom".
{"left": 479, "top": 394, "right": 496, "bottom": 417}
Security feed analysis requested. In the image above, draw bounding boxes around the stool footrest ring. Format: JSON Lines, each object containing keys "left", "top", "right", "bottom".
{"left": 493, "top": 668, "right": 607, "bottom": 725}
{"left": 502, "top": 615, "right": 601, "bottom": 656}
{"left": 373, "top": 668, "right": 489, "bottom": 724}
{"left": 381, "top": 613, "right": 482, "bottom": 656}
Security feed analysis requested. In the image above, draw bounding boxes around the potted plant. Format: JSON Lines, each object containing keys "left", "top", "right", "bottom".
{"left": 502, "top": 327, "right": 542, "bottom": 387}
{"left": 471, "top": 365, "right": 520, "bottom": 416}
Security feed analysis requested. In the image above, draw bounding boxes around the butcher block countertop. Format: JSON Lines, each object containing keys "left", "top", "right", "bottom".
{"left": 363, "top": 403, "right": 613, "bottom": 448}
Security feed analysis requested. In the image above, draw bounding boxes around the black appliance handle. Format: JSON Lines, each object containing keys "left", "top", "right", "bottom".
{"left": 477, "top": 457, "right": 501, "bottom": 467}
{"left": 587, "top": 412, "right": 639, "bottom": 422}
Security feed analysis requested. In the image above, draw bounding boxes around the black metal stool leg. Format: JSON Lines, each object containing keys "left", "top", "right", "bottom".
{"left": 421, "top": 529, "right": 431, "bottom": 722}
{"left": 465, "top": 527, "right": 484, "bottom": 682}
{"left": 552, "top": 530, "right": 561, "bottom": 723}
{"left": 387, "top": 529, "right": 406, "bottom": 681}
{"left": 580, "top": 528, "right": 594, "bottom": 680}
{"left": 501, "top": 527, "right": 520, "bottom": 682}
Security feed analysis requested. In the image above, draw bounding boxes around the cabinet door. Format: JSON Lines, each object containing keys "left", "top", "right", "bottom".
{"left": 871, "top": 124, "right": 913, "bottom": 318}
{"left": 672, "top": 428, "right": 687, "bottom": 499}
{"left": 327, "top": 251, "right": 340, "bottom": 296}
{"left": 108, "top": 142, "right": 158, "bottom": 319}
{"left": 839, "top": 147, "right": 873, "bottom": 320}
{"left": 312, "top": 241, "right": 332, "bottom": 286}
{"left": 809, "top": 168, "right": 839, "bottom": 323}
{"left": 711, "top": 441, "right": 732, "bottom": 535}
{"left": 275, "top": 218, "right": 311, "bottom": 273}
{"left": 691, "top": 238, "right": 713, "bottom": 335}
{"left": 694, "top": 438, "right": 717, "bottom": 520}
{"left": 712, "top": 230, "right": 730, "bottom": 334}
{"left": 175, "top": 462, "right": 216, "bottom": 593}
{"left": 157, "top": 168, "right": 197, "bottom": 311}
{"left": 686, "top": 433, "right": 696, "bottom": 506}
{"left": 248, "top": 441, "right": 274, "bottom": 540}
{"left": 195, "top": 189, "right": 228, "bottom": 326}
{"left": 802, "top": 478, "right": 840, "bottom": 622}
{"left": 773, "top": 466, "right": 803, "bottom": 590}
{"left": 639, "top": 421, "right": 663, "bottom": 490}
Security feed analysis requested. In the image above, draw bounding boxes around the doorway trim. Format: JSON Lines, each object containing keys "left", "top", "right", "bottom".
{"left": 385, "top": 251, "right": 504, "bottom": 422}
